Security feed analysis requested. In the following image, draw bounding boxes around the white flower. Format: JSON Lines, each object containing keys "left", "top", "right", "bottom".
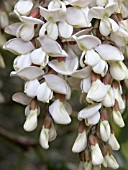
{"left": 78, "top": 103, "right": 101, "bottom": 126}
{"left": 102, "top": 87, "right": 115, "bottom": 107}
{"left": 100, "top": 120, "right": 111, "bottom": 142}
{"left": 112, "top": 110, "right": 125, "bottom": 128}
{"left": 13, "top": 53, "right": 31, "bottom": 71}
{"left": 89, "top": 3, "right": 119, "bottom": 36}
{"left": 109, "top": 133, "right": 120, "bottom": 150}
{"left": 72, "top": 130, "right": 87, "bottom": 153}
{"left": 3, "top": 38, "right": 35, "bottom": 55}
{"left": 87, "top": 79, "right": 110, "bottom": 102}
{"left": 49, "top": 99, "right": 71, "bottom": 125}
{"left": 14, "top": 0, "right": 33, "bottom": 16}
{"left": 24, "top": 79, "right": 40, "bottom": 98}
{"left": 80, "top": 76, "right": 91, "bottom": 93}
{"left": 91, "top": 143, "right": 104, "bottom": 165}
{"left": 105, "top": 154, "right": 119, "bottom": 169}
{"left": 37, "top": 82, "right": 53, "bottom": 103}
{"left": 23, "top": 109, "right": 38, "bottom": 132}
{"left": 30, "top": 48, "right": 49, "bottom": 68}
{"left": 39, "top": 126, "right": 50, "bottom": 149}
{"left": 109, "top": 61, "right": 128, "bottom": 81}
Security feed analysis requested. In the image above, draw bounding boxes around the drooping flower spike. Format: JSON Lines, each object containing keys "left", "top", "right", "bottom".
{"left": 4, "top": 0, "right": 128, "bottom": 169}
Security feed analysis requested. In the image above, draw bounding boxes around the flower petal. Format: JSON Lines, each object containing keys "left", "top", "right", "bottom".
{"left": 78, "top": 103, "right": 102, "bottom": 120}
{"left": 14, "top": 66, "right": 44, "bottom": 80}
{"left": 38, "top": 36, "right": 68, "bottom": 57}
{"left": 74, "top": 35, "right": 101, "bottom": 51}
{"left": 48, "top": 57, "right": 78, "bottom": 75}
{"left": 87, "top": 111, "right": 100, "bottom": 125}
{"left": 72, "top": 130, "right": 87, "bottom": 153}
{"left": 71, "top": 66, "right": 91, "bottom": 79}
{"left": 3, "top": 38, "right": 35, "bottom": 55}
{"left": 58, "top": 21, "right": 73, "bottom": 39}
{"left": 49, "top": 99, "right": 71, "bottom": 125}
{"left": 37, "top": 82, "right": 53, "bottom": 103}
{"left": 95, "top": 44, "right": 124, "bottom": 61}
{"left": 12, "top": 92, "right": 32, "bottom": 105}
{"left": 44, "top": 74, "right": 69, "bottom": 95}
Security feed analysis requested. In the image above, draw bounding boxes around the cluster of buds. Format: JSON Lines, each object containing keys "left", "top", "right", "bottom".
{"left": 3, "top": 0, "right": 128, "bottom": 169}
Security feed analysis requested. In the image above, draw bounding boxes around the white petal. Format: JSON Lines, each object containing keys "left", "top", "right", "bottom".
{"left": 14, "top": 0, "right": 33, "bottom": 16}
{"left": 72, "top": 131, "right": 87, "bottom": 153}
{"left": 38, "top": 36, "right": 67, "bottom": 57}
{"left": 109, "top": 61, "right": 128, "bottom": 81}
{"left": 44, "top": 74, "right": 69, "bottom": 95}
{"left": 23, "top": 109, "right": 38, "bottom": 132}
{"left": 20, "top": 16, "right": 43, "bottom": 24}
{"left": 24, "top": 79, "right": 40, "bottom": 97}
{"left": 4, "top": 22, "right": 22, "bottom": 36}
{"left": 30, "top": 48, "right": 48, "bottom": 67}
{"left": 39, "top": 127, "right": 49, "bottom": 149}
{"left": 19, "top": 24, "right": 35, "bottom": 41}
{"left": 3, "top": 38, "right": 35, "bottom": 55}
{"left": 71, "top": 66, "right": 91, "bottom": 79}
{"left": 58, "top": 21, "right": 73, "bottom": 39}
{"left": 112, "top": 110, "right": 125, "bottom": 128}
{"left": 99, "top": 20, "right": 111, "bottom": 36}
{"left": 80, "top": 77, "right": 91, "bottom": 93}
{"left": 85, "top": 49, "right": 100, "bottom": 66}
{"left": 15, "top": 66, "right": 44, "bottom": 80}
{"left": 13, "top": 53, "right": 31, "bottom": 71}
{"left": 91, "top": 144, "right": 104, "bottom": 165}
{"left": 92, "top": 59, "right": 108, "bottom": 77}
{"left": 12, "top": 92, "right": 32, "bottom": 105}
{"left": 109, "top": 133, "right": 120, "bottom": 150}
{"left": 106, "top": 155, "right": 119, "bottom": 169}
{"left": 48, "top": 57, "right": 78, "bottom": 75}
{"left": 75, "top": 35, "right": 101, "bottom": 51}
{"left": 78, "top": 103, "right": 102, "bottom": 120}
{"left": 67, "top": 0, "right": 94, "bottom": 7}
{"left": 100, "top": 120, "right": 111, "bottom": 142}
{"left": 95, "top": 44, "right": 124, "bottom": 61}
{"left": 46, "top": 22, "right": 58, "bottom": 40}
{"left": 105, "top": 3, "right": 118, "bottom": 17}
{"left": 110, "top": 33, "right": 126, "bottom": 47}
{"left": 87, "top": 111, "right": 100, "bottom": 125}
{"left": 102, "top": 87, "right": 115, "bottom": 107}
{"left": 37, "top": 82, "right": 53, "bottom": 103}
{"left": 66, "top": 7, "right": 90, "bottom": 27}
{"left": 49, "top": 124, "right": 57, "bottom": 142}
{"left": 87, "top": 80, "right": 110, "bottom": 102}
{"left": 89, "top": 7, "right": 105, "bottom": 21}
{"left": 49, "top": 99, "right": 71, "bottom": 125}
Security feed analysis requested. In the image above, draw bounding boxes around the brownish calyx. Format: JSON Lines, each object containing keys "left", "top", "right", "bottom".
{"left": 79, "top": 151, "right": 85, "bottom": 162}
{"left": 100, "top": 108, "right": 109, "bottom": 121}
{"left": 89, "top": 135, "right": 98, "bottom": 146}
{"left": 112, "top": 81, "right": 120, "bottom": 89}
{"left": 85, "top": 149, "right": 91, "bottom": 162}
{"left": 116, "top": 13, "right": 123, "bottom": 21}
{"left": 57, "top": 57, "right": 66, "bottom": 62}
{"left": 55, "top": 93, "right": 66, "bottom": 102}
{"left": 30, "top": 7, "right": 41, "bottom": 18}
{"left": 91, "top": 72, "right": 100, "bottom": 82}
{"left": 113, "top": 100, "right": 120, "bottom": 111}
{"left": 30, "top": 99, "right": 38, "bottom": 110}
{"left": 47, "top": 69, "right": 57, "bottom": 75}
{"left": 106, "top": 144, "right": 112, "bottom": 155}
{"left": 78, "top": 121, "right": 86, "bottom": 133}
{"left": 101, "top": 145, "right": 107, "bottom": 157}
{"left": 44, "top": 116, "right": 52, "bottom": 129}
{"left": 102, "top": 72, "right": 112, "bottom": 85}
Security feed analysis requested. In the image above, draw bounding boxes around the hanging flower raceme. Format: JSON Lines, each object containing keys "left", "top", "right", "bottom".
{"left": 3, "top": 0, "right": 128, "bottom": 169}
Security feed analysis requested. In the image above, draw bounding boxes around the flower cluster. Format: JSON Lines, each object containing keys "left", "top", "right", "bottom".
{"left": 4, "top": 0, "right": 128, "bottom": 169}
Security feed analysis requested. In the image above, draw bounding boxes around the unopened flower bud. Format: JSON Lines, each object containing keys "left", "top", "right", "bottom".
{"left": 109, "top": 133, "right": 120, "bottom": 151}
